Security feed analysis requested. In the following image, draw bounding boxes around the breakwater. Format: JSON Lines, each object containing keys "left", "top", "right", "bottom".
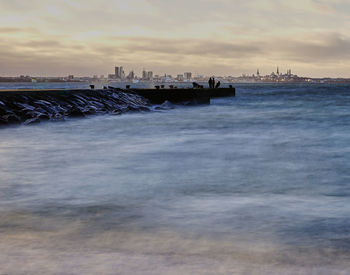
{"left": 0, "top": 89, "right": 151, "bottom": 125}
{"left": 124, "top": 87, "right": 236, "bottom": 104}
{"left": 0, "top": 87, "right": 236, "bottom": 125}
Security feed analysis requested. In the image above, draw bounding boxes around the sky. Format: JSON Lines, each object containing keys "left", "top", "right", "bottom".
{"left": 0, "top": 0, "right": 350, "bottom": 77}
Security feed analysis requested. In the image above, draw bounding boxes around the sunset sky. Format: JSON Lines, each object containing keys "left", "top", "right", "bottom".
{"left": 1, "top": 0, "right": 350, "bottom": 77}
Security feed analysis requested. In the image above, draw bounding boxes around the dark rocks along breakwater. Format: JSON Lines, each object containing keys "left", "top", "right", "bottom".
{"left": 0, "top": 89, "right": 151, "bottom": 125}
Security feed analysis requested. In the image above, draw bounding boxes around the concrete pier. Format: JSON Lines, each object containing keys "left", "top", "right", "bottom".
{"left": 123, "top": 87, "right": 236, "bottom": 104}
{"left": 0, "top": 87, "right": 236, "bottom": 104}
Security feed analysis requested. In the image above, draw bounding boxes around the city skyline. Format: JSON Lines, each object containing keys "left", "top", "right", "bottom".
{"left": 3, "top": 65, "right": 350, "bottom": 84}
{"left": 1, "top": 0, "right": 350, "bottom": 77}
{"left": 0, "top": 65, "right": 301, "bottom": 79}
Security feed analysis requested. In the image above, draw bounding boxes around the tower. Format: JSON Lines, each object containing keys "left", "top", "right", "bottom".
{"left": 277, "top": 67, "right": 279, "bottom": 75}
{"left": 184, "top": 72, "right": 192, "bottom": 80}
{"left": 127, "top": 70, "right": 134, "bottom": 80}
{"left": 119, "top": 66, "right": 125, "bottom": 79}
{"left": 115, "top": 67, "right": 120, "bottom": 79}
{"left": 257, "top": 69, "right": 260, "bottom": 76}
{"left": 142, "top": 69, "right": 147, "bottom": 80}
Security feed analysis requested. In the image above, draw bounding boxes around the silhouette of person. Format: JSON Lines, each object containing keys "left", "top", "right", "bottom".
{"left": 208, "top": 78, "right": 212, "bottom": 88}
{"left": 212, "top": 78, "right": 216, "bottom": 89}
{"left": 215, "top": 81, "right": 221, "bottom": 88}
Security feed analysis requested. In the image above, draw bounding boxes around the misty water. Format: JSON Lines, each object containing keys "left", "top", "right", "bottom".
{"left": 1, "top": 83, "right": 350, "bottom": 274}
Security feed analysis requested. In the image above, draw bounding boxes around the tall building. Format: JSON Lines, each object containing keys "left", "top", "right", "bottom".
{"left": 147, "top": 71, "right": 153, "bottom": 80}
{"left": 277, "top": 67, "right": 280, "bottom": 75}
{"left": 257, "top": 69, "right": 260, "bottom": 76}
{"left": 114, "top": 66, "right": 125, "bottom": 79}
{"left": 177, "top": 74, "right": 184, "bottom": 81}
{"left": 142, "top": 70, "right": 147, "bottom": 80}
{"left": 119, "top": 66, "right": 125, "bottom": 80}
{"left": 184, "top": 72, "right": 192, "bottom": 80}
{"left": 127, "top": 71, "right": 134, "bottom": 80}
{"left": 115, "top": 67, "right": 120, "bottom": 79}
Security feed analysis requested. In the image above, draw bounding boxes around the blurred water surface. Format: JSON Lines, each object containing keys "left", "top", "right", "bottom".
{"left": 1, "top": 83, "right": 350, "bottom": 274}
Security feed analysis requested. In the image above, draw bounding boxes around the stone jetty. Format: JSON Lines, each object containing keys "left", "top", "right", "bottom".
{"left": 0, "top": 87, "right": 236, "bottom": 125}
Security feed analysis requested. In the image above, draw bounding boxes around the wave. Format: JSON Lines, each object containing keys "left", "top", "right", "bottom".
{"left": 0, "top": 90, "right": 151, "bottom": 125}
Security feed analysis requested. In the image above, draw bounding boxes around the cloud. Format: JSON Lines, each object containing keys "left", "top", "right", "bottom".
{"left": 0, "top": 27, "right": 23, "bottom": 33}
{"left": 22, "top": 40, "right": 63, "bottom": 48}
{"left": 1, "top": 31, "right": 350, "bottom": 77}
{"left": 310, "top": 0, "right": 350, "bottom": 15}
{"left": 271, "top": 33, "right": 350, "bottom": 63}
{"left": 1, "top": 0, "right": 350, "bottom": 76}
{"left": 0, "top": 27, "right": 38, "bottom": 33}
{"left": 102, "top": 34, "right": 350, "bottom": 63}
{"left": 101, "top": 37, "right": 263, "bottom": 59}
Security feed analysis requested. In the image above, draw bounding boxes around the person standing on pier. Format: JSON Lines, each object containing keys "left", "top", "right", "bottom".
{"left": 212, "top": 77, "right": 216, "bottom": 89}
{"left": 208, "top": 77, "right": 212, "bottom": 88}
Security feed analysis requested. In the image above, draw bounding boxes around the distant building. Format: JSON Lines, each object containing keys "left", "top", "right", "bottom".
{"left": 141, "top": 70, "right": 153, "bottom": 80}
{"left": 119, "top": 66, "right": 125, "bottom": 80}
{"left": 115, "top": 67, "right": 120, "bottom": 79}
{"left": 108, "top": 74, "right": 116, "bottom": 79}
{"left": 176, "top": 74, "right": 184, "bottom": 81}
{"left": 184, "top": 72, "right": 192, "bottom": 80}
{"left": 68, "top": 75, "right": 74, "bottom": 81}
{"left": 114, "top": 66, "right": 125, "bottom": 79}
{"left": 142, "top": 70, "right": 147, "bottom": 80}
{"left": 127, "top": 71, "right": 135, "bottom": 80}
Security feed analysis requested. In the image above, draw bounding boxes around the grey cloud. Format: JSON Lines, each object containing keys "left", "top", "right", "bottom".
{"left": 184, "top": 41, "right": 262, "bottom": 57}
{"left": 23, "top": 40, "right": 63, "bottom": 48}
{"left": 74, "top": 34, "right": 350, "bottom": 65}
{"left": 274, "top": 34, "right": 350, "bottom": 62}
{"left": 0, "top": 44, "right": 108, "bottom": 76}
{"left": 114, "top": 37, "right": 263, "bottom": 59}
{"left": 0, "top": 27, "right": 23, "bottom": 33}
{"left": 11, "top": 39, "right": 85, "bottom": 51}
{"left": 0, "top": 0, "right": 43, "bottom": 10}
{"left": 1, "top": 33, "right": 350, "bottom": 76}
{"left": 0, "top": 27, "right": 38, "bottom": 33}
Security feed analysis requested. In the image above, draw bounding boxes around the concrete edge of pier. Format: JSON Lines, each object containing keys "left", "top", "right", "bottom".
{"left": 0, "top": 87, "right": 236, "bottom": 104}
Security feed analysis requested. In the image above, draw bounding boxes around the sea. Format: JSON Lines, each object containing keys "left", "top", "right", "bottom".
{"left": 0, "top": 82, "right": 350, "bottom": 274}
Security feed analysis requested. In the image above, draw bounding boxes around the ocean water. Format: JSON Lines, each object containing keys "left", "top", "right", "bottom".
{"left": 0, "top": 83, "right": 350, "bottom": 274}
